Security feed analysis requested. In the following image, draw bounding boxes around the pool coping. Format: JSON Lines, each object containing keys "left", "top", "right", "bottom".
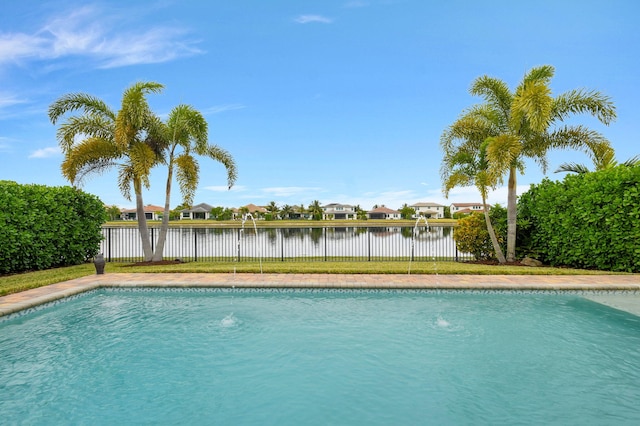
{"left": 2, "top": 272, "right": 640, "bottom": 318}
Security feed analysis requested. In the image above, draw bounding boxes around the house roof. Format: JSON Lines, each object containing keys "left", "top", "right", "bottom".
{"left": 411, "top": 202, "right": 445, "bottom": 208}
{"left": 323, "top": 203, "right": 354, "bottom": 209}
{"left": 182, "top": 202, "right": 214, "bottom": 213}
{"left": 368, "top": 206, "right": 400, "bottom": 214}
{"left": 451, "top": 202, "right": 483, "bottom": 207}
{"left": 121, "top": 204, "right": 164, "bottom": 213}
{"left": 243, "top": 204, "right": 267, "bottom": 213}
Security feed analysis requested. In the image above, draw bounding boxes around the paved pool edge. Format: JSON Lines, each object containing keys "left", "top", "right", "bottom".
{"left": 2, "top": 273, "right": 640, "bottom": 317}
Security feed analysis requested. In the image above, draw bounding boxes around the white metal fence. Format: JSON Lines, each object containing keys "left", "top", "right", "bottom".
{"left": 100, "top": 225, "right": 472, "bottom": 262}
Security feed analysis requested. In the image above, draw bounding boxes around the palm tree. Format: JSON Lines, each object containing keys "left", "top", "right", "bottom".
{"left": 265, "top": 201, "right": 279, "bottom": 219}
{"left": 49, "top": 81, "right": 165, "bottom": 260}
{"left": 152, "top": 104, "right": 237, "bottom": 261}
{"left": 280, "top": 204, "right": 294, "bottom": 219}
{"left": 446, "top": 65, "right": 616, "bottom": 261}
{"left": 440, "top": 139, "right": 506, "bottom": 263}
{"left": 354, "top": 204, "right": 368, "bottom": 220}
{"left": 555, "top": 146, "right": 639, "bottom": 173}
{"left": 308, "top": 200, "right": 323, "bottom": 220}
{"left": 295, "top": 204, "right": 307, "bottom": 219}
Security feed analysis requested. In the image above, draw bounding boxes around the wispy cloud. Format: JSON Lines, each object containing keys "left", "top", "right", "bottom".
{"left": 294, "top": 15, "right": 333, "bottom": 24}
{"left": 29, "top": 146, "right": 60, "bottom": 159}
{"left": 201, "top": 104, "right": 246, "bottom": 115}
{"left": 0, "top": 93, "right": 27, "bottom": 109}
{"left": 0, "top": 5, "right": 202, "bottom": 69}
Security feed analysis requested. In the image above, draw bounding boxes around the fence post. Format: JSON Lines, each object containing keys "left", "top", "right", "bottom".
{"left": 194, "top": 229, "right": 198, "bottom": 262}
{"left": 237, "top": 228, "right": 241, "bottom": 262}
{"left": 324, "top": 228, "right": 327, "bottom": 262}
{"left": 107, "top": 227, "right": 112, "bottom": 262}
{"left": 367, "top": 228, "right": 371, "bottom": 261}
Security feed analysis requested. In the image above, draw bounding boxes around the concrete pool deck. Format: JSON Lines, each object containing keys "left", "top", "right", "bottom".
{"left": 1, "top": 273, "right": 640, "bottom": 318}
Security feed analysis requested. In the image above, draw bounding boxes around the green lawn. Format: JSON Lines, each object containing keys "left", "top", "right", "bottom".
{"left": 0, "top": 260, "right": 621, "bottom": 297}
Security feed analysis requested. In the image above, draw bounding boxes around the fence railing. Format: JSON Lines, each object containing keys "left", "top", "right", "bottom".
{"left": 100, "top": 225, "right": 472, "bottom": 263}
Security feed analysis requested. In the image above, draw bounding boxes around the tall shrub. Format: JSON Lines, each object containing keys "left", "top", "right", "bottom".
{"left": 453, "top": 208, "right": 507, "bottom": 261}
{"left": 517, "top": 166, "right": 640, "bottom": 272}
{"left": 453, "top": 212, "right": 497, "bottom": 260}
{"left": 0, "top": 181, "right": 106, "bottom": 274}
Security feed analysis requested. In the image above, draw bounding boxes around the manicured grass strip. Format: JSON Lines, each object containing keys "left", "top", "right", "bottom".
{"left": 107, "top": 261, "right": 616, "bottom": 275}
{"left": 0, "top": 264, "right": 95, "bottom": 297}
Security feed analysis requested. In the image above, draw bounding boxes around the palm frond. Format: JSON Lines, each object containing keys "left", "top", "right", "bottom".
{"left": 205, "top": 145, "right": 238, "bottom": 189}
{"left": 511, "top": 80, "right": 553, "bottom": 133}
{"left": 554, "top": 162, "right": 591, "bottom": 174}
{"left": 48, "top": 93, "right": 115, "bottom": 124}
{"left": 469, "top": 75, "right": 513, "bottom": 119}
{"left": 442, "top": 170, "right": 473, "bottom": 198}
{"left": 175, "top": 154, "right": 199, "bottom": 206}
{"left": 485, "top": 134, "right": 521, "bottom": 176}
{"left": 60, "top": 137, "right": 120, "bottom": 184}
{"left": 118, "top": 165, "right": 134, "bottom": 201}
{"left": 128, "top": 142, "right": 157, "bottom": 188}
{"left": 115, "top": 82, "right": 164, "bottom": 150}
{"left": 517, "top": 65, "right": 554, "bottom": 90}
{"left": 551, "top": 89, "right": 616, "bottom": 125}
{"left": 621, "top": 155, "right": 640, "bottom": 167}
{"left": 56, "top": 115, "right": 115, "bottom": 153}
{"left": 545, "top": 125, "right": 611, "bottom": 157}
{"left": 167, "top": 104, "right": 209, "bottom": 152}
{"left": 593, "top": 145, "right": 616, "bottom": 170}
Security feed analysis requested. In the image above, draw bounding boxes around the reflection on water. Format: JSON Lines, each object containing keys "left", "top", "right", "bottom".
{"left": 101, "top": 225, "right": 469, "bottom": 261}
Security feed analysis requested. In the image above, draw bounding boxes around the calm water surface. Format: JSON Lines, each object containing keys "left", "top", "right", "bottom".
{"left": 2, "top": 290, "right": 640, "bottom": 425}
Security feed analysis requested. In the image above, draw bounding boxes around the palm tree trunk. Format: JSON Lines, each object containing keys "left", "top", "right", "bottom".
{"left": 482, "top": 197, "right": 506, "bottom": 264}
{"left": 134, "top": 178, "right": 153, "bottom": 261}
{"left": 506, "top": 166, "right": 517, "bottom": 262}
{"left": 152, "top": 157, "right": 174, "bottom": 262}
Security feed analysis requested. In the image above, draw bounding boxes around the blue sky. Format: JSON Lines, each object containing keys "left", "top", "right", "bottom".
{"left": 1, "top": 0, "right": 638, "bottom": 211}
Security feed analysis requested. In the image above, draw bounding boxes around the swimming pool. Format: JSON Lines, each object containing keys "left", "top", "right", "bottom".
{"left": 2, "top": 288, "right": 640, "bottom": 424}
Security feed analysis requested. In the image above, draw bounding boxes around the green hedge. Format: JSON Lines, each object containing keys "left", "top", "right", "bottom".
{"left": 517, "top": 166, "right": 640, "bottom": 272}
{"left": 0, "top": 181, "right": 106, "bottom": 274}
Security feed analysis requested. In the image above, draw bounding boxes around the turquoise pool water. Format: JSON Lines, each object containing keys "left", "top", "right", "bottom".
{"left": 2, "top": 289, "right": 640, "bottom": 425}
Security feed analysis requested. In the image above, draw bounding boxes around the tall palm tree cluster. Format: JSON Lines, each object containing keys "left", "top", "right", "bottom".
{"left": 49, "top": 82, "right": 237, "bottom": 261}
{"left": 441, "top": 65, "right": 616, "bottom": 263}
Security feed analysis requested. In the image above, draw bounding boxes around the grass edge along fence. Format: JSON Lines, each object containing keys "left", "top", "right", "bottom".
{"left": 100, "top": 225, "right": 472, "bottom": 263}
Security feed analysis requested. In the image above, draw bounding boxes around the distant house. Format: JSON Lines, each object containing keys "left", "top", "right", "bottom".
{"left": 450, "top": 202, "right": 484, "bottom": 216}
{"left": 411, "top": 202, "right": 446, "bottom": 219}
{"left": 367, "top": 206, "right": 401, "bottom": 220}
{"left": 287, "top": 205, "right": 311, "bottom": 220}
{"left": 121, "top": 204, "right": 164, "bottom": 221}
{"left": 180, "top": 203, "right": 214, "bottom": 220}
{"left": 322, "top": 203, "right": 356, "bottom": 220}
{"left": 233, "top": 204, "right": 268, "bottom": 219}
